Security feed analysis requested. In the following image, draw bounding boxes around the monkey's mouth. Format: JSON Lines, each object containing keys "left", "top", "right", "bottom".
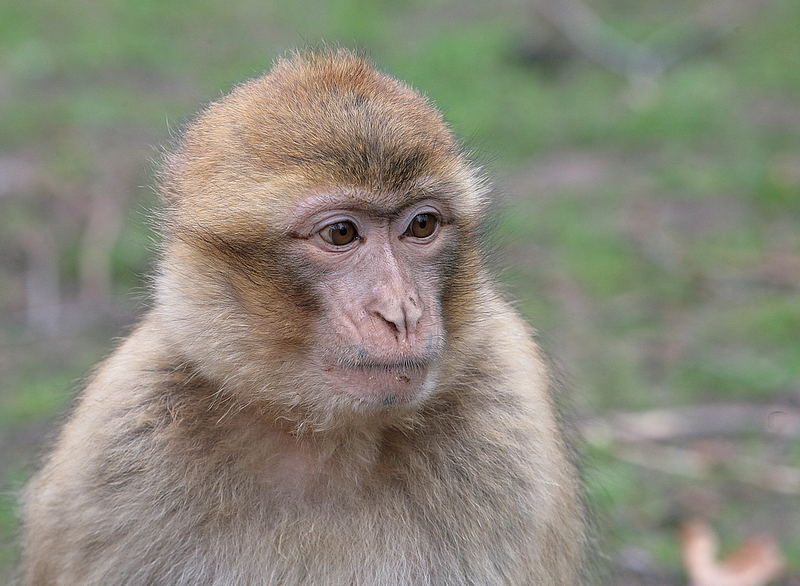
{"left": 323, "top": 358, "right": 434, "bottom": 405}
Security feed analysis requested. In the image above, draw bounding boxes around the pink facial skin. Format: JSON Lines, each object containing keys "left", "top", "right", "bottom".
{"left": 287, "top": 192, "right": 452, "bottom": 406}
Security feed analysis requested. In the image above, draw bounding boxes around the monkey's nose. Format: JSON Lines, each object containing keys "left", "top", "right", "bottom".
{"left": 371, "top": 295, "right": 422, "bottom": 345}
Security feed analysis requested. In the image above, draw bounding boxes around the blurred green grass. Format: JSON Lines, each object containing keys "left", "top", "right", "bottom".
{"left": 1, "top": 0, "right": 799, "bottom": 582}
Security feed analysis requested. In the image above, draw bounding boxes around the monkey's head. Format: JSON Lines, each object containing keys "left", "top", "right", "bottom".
{"left": 156, "top": 50, "right": 489, "bottom": 428}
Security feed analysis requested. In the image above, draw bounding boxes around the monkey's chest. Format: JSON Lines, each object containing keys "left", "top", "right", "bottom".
{"left": 204, "top": 468, "right": 540, "bottom": 586}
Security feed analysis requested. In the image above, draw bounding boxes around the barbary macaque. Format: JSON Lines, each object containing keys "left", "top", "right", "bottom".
{"left": 22, "top": 49, "right": 586, "bottom": 585}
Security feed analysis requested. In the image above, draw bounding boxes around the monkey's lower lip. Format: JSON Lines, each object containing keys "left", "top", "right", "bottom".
{"left": 324, "top": 363, "right": 430, "bottom": 404}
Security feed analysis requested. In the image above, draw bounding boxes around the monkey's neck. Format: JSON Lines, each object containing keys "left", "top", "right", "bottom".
{"left": 243, "top": 408, "right": 404, "bottom": 495}
{"left": 153, "top": 357, "right": 406, "bottom": 484}
{"left": 131, "top": 314, "right": 438, "bottom": 489}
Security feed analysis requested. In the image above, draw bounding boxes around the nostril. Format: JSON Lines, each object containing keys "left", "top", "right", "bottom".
{"left": 386, "top": 319, "right": 399, "bottom": 335}
{"left": 373, "top": 311, "right": 400, "bottom": 336}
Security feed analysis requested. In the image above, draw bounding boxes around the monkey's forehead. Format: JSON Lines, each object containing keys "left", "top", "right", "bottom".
{"left": 161, "top": 50, "right": 489, "bottom": 224}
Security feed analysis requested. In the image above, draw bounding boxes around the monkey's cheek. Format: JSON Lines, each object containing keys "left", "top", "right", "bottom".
{"left": 324, "top": 366, "right": 434, "bottom": 407}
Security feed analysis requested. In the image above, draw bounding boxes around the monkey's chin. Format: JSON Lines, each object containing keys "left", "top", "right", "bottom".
{"left": 326, "top": 365, "right": 435, "bottom": 407}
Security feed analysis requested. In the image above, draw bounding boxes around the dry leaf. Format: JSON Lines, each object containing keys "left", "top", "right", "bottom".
{"left": 681, "top": 520, "right": 785, "bottom": 586}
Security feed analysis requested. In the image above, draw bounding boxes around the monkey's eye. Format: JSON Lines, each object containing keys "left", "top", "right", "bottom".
{"left": 320, "top": 221, "right": 359, "bottom": 246}
{"left": 405, "top": 213, "right": 438, "bottom": 239}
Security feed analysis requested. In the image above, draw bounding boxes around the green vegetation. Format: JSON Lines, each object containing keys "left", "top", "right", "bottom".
{"left": 1, "top": 0, "right": 798, "bottom": 581}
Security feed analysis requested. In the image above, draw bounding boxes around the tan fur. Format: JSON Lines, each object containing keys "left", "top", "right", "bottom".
{"left": 21, "top": 49, "right": 586, "bottom": 585}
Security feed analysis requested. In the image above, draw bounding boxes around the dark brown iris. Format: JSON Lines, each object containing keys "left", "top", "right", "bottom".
{"left": 407, "top": 213, "right": 437, "bottom": 239}
{"left": 321, "top": 221, "right": 358, "bottom": 246}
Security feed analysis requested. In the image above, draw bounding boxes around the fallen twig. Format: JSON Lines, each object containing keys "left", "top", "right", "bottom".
{"left": 603, "top": 439, "right": 800, "bottom": 495}
{"left": 581, "top": 403, "right": 800, "bottom": 494}
{"left": 581, "top": 403, "right": 800, "bottom": 443}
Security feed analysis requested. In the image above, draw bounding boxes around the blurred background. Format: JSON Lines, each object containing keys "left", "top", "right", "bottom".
{"left": 1, "top": 0, "right": 798, "bottom": 583}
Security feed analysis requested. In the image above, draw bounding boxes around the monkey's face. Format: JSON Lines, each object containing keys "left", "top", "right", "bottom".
{"left": 157, "top": 176, "right": 478, "bottom": 421}
{"left": 283, "top": 190, "right": 454, "bottom": 408}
